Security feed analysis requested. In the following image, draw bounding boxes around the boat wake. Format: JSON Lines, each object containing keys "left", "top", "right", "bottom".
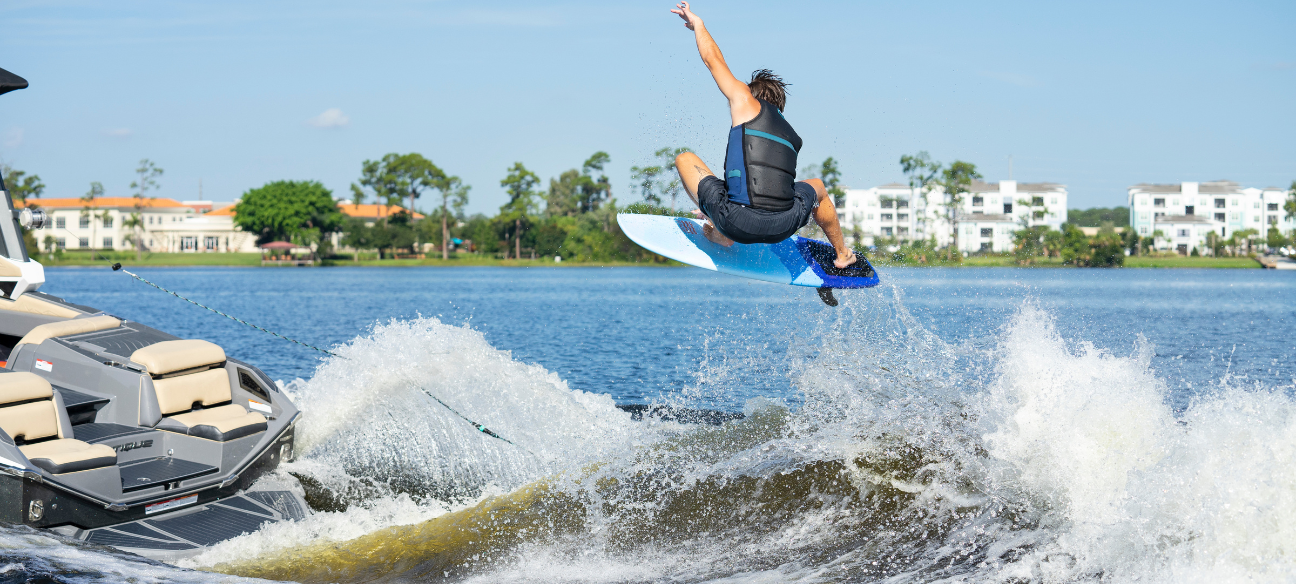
{"left": 3, "top": 287, "right": 1294, "bottom": 583}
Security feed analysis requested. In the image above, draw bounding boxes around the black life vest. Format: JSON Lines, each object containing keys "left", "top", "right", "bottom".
{"left": 722, "top": 99, "right": 803, "bottom": 212}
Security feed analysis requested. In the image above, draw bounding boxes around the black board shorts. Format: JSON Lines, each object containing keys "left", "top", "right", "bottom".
{"left": 696, "top": 176, "right": 817, "bottom": 244}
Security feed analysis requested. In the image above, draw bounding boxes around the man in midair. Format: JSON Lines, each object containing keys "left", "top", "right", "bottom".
{"left": 669, "top": 1, "right": 857, "bottom": 268}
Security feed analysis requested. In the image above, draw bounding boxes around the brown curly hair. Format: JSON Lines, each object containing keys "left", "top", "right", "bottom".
{"left": 748, "top": 69, "right": 789, "bottom": 112}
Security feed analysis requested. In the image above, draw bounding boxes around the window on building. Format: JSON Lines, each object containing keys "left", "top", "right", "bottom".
{"left": 148, "top": 216, "right": 154, "bottom": 225}
{"left": 1214, "top": 213, "right": 1225, "bottom": 222}
{"left": 54, "top": 238, "right": 66, "bottom": 249}
{"left": 1268, "top": 203, "right": 1279, "bottom": 211}
{"left": 1231, "top": 213, "right": 1240, "bottom": 221}
{"left": 1051, "top": 197, "right": 1058, "bottom": 205}
{"left": 204, "top": 236, "right": 219, "bottom": 251}
{"left": 1138, "top": 198, "right": 1147, "bottom": 206}
{"left": 79, "top": 216, "right": 90, "bottom": 229}
{"left": 881, "top": 200, "right": 894, "bottom": 209}
{"left": 852, "top": 200, "right": 860, "bottom": 208}
{"left": 1177, "top": 229, "right": 1189, "bottom": 237}
{"left": 979, "top": 242, "right": 992, "bottom": 252}
{"left": 1231, "top": 199, "right": 1239, "bottom": 207}
{"left": 867, "top": 213, "right": 874, "bottom": 220}
{"left": 898, "top": 227, "right": 909, "bottom": 236}
{"left": 1270, "top": 216, "right": 1279, "bottom": 224}
{"left": 897, "top": 200, "right": 909, "bottom": 209}
{"left": 1154, "top": 198, "right": 1165, "bottom": 207}
{"left": 897, "top": 214, "right": 909, "bottom": 221}
{"left": 102, "top": 237, "right": 112, "bottom": 248}
{"left": 1254, "top": 216, "right": 1260, "bottom": 223}
{"left": 882, "top": 227, "right": 893, "bottom": 236}
{"left": 972, "top": 196, "right": 983, "bottom": 206}
{"left": 1199, "top": 198, "right": 1207, "bottom": 206}
{"left": 78, "top": 237, "right": 89, "bottom": 248}
{"left": 55, "top": 217, "right": 66, "bottom": 229}
{"left": 881, "top": 213, "right": 893, "bottom": 221}
{"left": 1185, "top": 205, "right": 1195, "bottom": 215}
{"left": 102, "top": 216, "right": 113, "bottom": 228}
{"left": 852, "top": 212, "right": 863, "bottom": 222}
{"left": 1139, "top": 226, "right": 1148, "bottom": 234}
{"left": 972, "top": 210, "right": 983, "bottom": 215}
{"left": 1215, "top": 199, "right": 1225, "bottom": 208}
{"left": 980, "top": 228, "right": 993, "bottom": 238}
{"left": 1003, "top": 203, "right": 1013, "bottom": 214}
{"left": 1032, "top": 196, "right": 1043, "bottom": 206}
{"left": 1154, "top": 212, "right": 1166, "bottom": 219}
{"left": 181, "top": 236, "right": 198, "bottom": 251}
{"left": 1172, "top": 198, "right": 1180, "bottom": 205}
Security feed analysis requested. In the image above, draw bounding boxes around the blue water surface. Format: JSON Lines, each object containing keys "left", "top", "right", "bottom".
{"left": 41, "top": 266, "right": 1296, "bottom": 410}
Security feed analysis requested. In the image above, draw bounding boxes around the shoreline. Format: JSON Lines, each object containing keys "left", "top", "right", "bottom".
{"left": 34, "top": 252, "right": 1266, "bottom": 269}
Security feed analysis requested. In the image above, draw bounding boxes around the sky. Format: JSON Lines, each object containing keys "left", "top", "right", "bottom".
{"left": 0, "top": 0, "right": 1292, "bottom": 215}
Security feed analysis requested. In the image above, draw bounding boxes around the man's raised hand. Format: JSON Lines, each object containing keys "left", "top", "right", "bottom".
{"left": 670, "top": 2, "right": 700, "bottom": 31}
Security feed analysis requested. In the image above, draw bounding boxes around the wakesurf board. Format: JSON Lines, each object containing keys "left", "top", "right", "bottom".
{"left": 617, "top": 213, "right": 879, "bottom": 306}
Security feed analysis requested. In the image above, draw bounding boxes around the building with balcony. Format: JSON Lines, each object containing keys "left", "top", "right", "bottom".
{"left": 840, "top": 179, "right": 1068, "bottom": 252}
{"left": 1127, "top": 181, "right": 1293, "bottom": 253}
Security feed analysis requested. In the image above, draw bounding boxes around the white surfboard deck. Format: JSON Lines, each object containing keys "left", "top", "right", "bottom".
{"left": 617, "top": 213, "right": 879, "bottom": 289}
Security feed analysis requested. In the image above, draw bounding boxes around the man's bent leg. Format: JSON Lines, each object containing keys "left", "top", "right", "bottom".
{"left": 805, "top": 179, "right": 857, "bottom": 268}
{"left": 675, "top": 152, "right": 734, "bottom": 247}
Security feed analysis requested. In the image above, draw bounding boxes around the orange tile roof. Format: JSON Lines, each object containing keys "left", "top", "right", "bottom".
{"left": 338, "top": 203, "right": 424, "bottom": 219}
{"left": 28, "top": 197, "right": 188, "bottom": 209}
{"left": 207, "top": 205, "right": 237, "bottom": 216}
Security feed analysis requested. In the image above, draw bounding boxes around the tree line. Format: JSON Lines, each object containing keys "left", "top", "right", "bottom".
{"left": 230, "top": 151, "right": 662, "bottom": 262}
{"left": 5, "top": 153, "right": 1295, "bottom": 266}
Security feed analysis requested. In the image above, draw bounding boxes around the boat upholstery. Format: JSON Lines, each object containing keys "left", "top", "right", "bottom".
{"left": 164, "top": 404, "right": 267, "bottom": 441}
{"left": 0, "top": 372, "right": 116, "bottom": 474}
{"left": 137, "top": 341, "right": 266, "bottom": 441}
{"left": 131, "top": 339, "right": 226, "bottom": 376}
{"left": 0, "top": 294, "right": 83, "bottom": 319}
{"left": 16, "top": 315, "right": 122, "bottom": 346}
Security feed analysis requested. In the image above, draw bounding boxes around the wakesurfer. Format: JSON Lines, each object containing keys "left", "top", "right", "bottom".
{"left": 669, "top": 1, "right": 857, "bottom": 269}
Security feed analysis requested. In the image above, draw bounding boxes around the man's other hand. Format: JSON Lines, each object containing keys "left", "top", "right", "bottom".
{"left": 670, "top": 2, "right": 700, "bottom": 30}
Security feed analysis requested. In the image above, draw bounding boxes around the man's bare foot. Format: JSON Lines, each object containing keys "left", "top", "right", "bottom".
{"left": 834, "top": 251, "right": 858, "bottom": 269}
{"left": 702, "top": 222, "right": 734, "bottom": 247}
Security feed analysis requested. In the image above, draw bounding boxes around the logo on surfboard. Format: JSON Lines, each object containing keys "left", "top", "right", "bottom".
{"left": 675, "top": 218, "right": 698, "bottom": 235}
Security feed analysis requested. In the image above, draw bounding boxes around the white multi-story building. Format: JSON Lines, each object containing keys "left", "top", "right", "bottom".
{"left": 26, "top": 197, "right": 258, "bottom": 253}
{"left": 1127, "top": 181, "right": 1293, "bottom": 254}
{"left": 840, "top": 179, "right": 1068, "bottom": 253}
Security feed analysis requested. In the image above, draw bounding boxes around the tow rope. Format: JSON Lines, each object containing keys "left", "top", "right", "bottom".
{"left": 111, "top": 263, "right": 520, "bottom": 447}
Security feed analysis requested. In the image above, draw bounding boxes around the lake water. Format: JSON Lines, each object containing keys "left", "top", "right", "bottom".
{"left": 6, "top": 266, "right": 1296, "bottom": 583}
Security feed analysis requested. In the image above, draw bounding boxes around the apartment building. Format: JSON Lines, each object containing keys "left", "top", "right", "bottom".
{"left": 840, "top": 179, "right": 1068, "bottom": 253}
{"left": 1127, "top": 181, "right": 1293, "bottom": 254}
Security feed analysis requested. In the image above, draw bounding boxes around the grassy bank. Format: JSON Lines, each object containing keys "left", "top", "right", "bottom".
{"left": 36, "top": 251, "right": 1263, "bottom": 269}
{"left": 1122, "top": 255, "right": 1261, "bottom": 268}
{"left": 876, "top": 253, "right": 1262, "bottom": 269}
{"left": 36, "top": 251, "right": 675, "bottom": 268}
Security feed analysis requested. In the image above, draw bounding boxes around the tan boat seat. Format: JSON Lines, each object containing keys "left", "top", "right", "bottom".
{"left": 0, "top": 373, "right": 115, "bottom": 474}
{"left": 137, "top": 341, "right": 266, "bottom": 441}
{"left": 16, "top": 315, "right": 122, "bottom": 346}
{"left": 131, "top": 339, "right": 226, "bottom": 376}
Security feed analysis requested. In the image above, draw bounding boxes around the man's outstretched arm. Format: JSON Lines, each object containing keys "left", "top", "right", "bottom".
{"left": 670, "top": 2, "right": 759, "bottom": 126}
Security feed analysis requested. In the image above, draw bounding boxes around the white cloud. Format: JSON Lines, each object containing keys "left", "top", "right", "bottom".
{"left": 3, "top": 128, "right": 23, "bottom": 148}
{"left": 101, "top": 127, "right": 133, "bottom": 138}
{"left": 307, "top": 108, "right": 349, "bottom": 128}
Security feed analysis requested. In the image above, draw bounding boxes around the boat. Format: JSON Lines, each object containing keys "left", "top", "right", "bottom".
{"left": 0, "top": 66, "right": 308, "bottom": 560}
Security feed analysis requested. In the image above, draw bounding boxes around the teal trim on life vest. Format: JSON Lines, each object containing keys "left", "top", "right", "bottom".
{"left": 727, "top": 169, "right": 742, "bottom": 178}
{"left": 744, "top": 129, "right": 796, "bottom": 152}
